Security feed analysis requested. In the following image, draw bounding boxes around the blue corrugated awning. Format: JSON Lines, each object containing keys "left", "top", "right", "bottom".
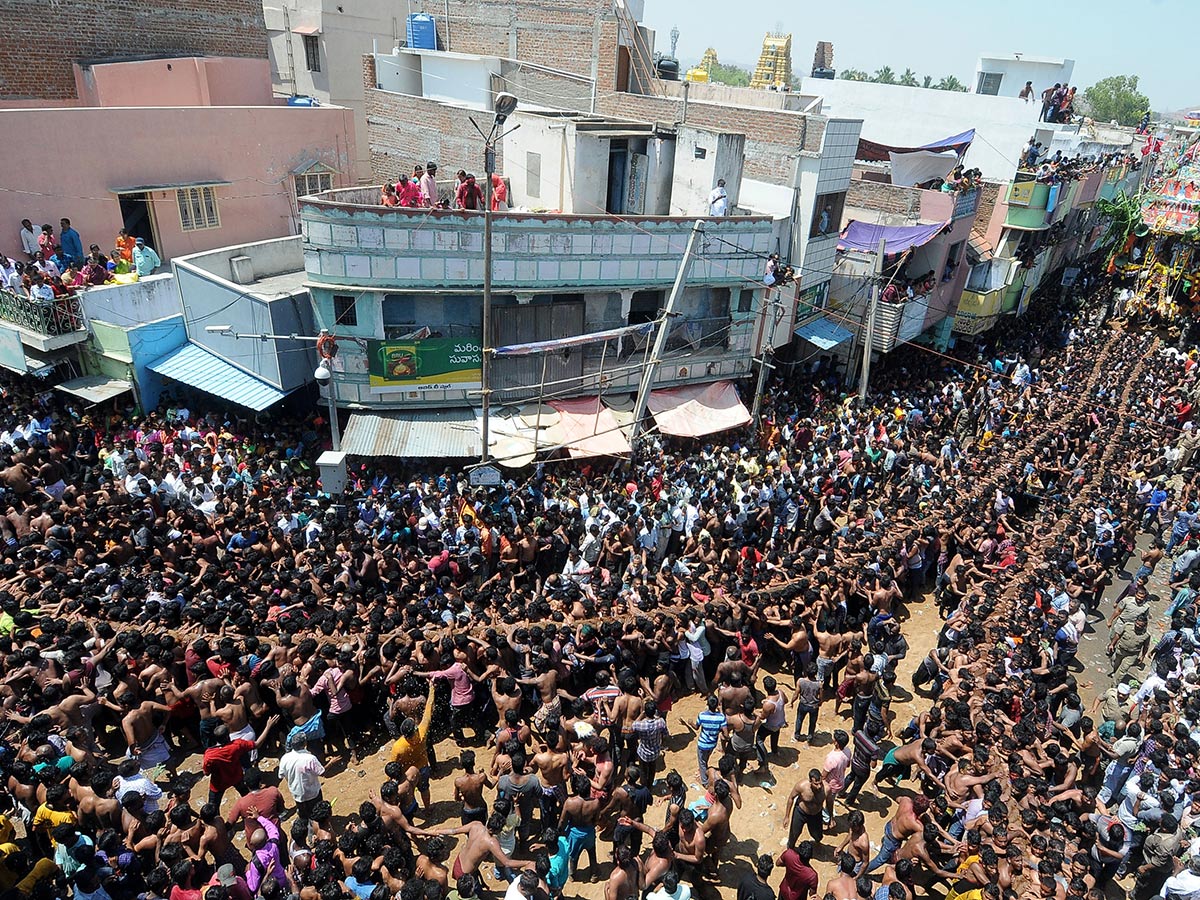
{"left": 148, "top": 342, "right": 291, "bottom": 411}
{"left": 795, "top": 316, "right": 854, "bottom": 350}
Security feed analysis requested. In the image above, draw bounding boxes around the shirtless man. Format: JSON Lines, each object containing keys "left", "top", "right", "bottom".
{"left": 276, "top": 674, "right": 324, "bottom": 753}
{"left": 209, "top": 685, "right": 256, "bottom": 749}
{"left": 440, "top": 812, "right": 532, "bottom": 882}
{"left": 185, "top": 665, "right": 229, "bottom": 750}
{"left": 520, "top": 656, "right": 569, "bottom": 736}
{"left": 698, "top": 779, "right": 733, "bottom": 874}
{"left": 531, "top": 729, "right": 571, "bottom": 826}
{"left": 113, "top": 694, "right": 176, "bottom": 775}
{"left": 835, "top": 809, "right": 871, "bottom": 873}
{"left": 605, "top": 845, "right": 642, "bottom": 900}
{"left": 892, "top": 821, "right": 958, "bottom": 883}
{"left": 865, "top": 795, "right": 930, "bottom": 874}
{"left": 607, "top": 677, "right": 644, "bottom": 770}
{"left": 827, "top": 853, "right": 861, "bottom": 900}
{"left": 782, "top": 768, "right": 827, "bottom": 849}
{"left": 453, "top": 750, "right": 492, "bottom": 825}
{"left": 876, "top": 737, "right": 938, "bottom": 788}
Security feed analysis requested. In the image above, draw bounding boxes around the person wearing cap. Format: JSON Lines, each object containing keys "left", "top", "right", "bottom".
{"left": 132, "top": 236, "right": 161, "bottom": 276}
{"left": 420, "top": 162, "right": 438, "bottom": 208}
{"left": 206, "top": 862, "right": 253, "bottom": 900}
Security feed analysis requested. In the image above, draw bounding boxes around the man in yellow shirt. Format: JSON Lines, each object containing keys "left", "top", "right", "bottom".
{"left": 390, "top": 689, "right": 434, "bottom": 812}
{"left": 31, "top": 784, "right": 76, "bottom": 854}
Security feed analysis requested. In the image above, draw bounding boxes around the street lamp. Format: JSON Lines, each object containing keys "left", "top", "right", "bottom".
{"left": 472, "top": 92, "right": 519, "bottom": 464}
{"left": 312, "top": 359, "right": 340, "bottom": 452}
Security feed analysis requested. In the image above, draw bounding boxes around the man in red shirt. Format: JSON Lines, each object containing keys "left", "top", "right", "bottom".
{"left": 202, "top": 715, "right": 279, "bottom": 806}
{"left": 224, "top": 766, "right": 284, "bottom": 837}
{"left": 777, "top": 840, "right": 818, "bottom": 900}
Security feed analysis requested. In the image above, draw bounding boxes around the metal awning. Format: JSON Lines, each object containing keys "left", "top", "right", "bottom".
{"left": 148, "top": 342, "right": 290, "bottom": 411}
{"left": 966, "top": 233, "right": 994, "bottom": 264}
{"left": 0, "top": 352, "right": 57, "bottom": 376}
{"left": 795, "top": 316, "right": 854, "bottom": 350}
{"left": 291, "top": 24, "right": 321, "bottom": 34}
{"left": 342, "top": 410, "right": 480, "bottom": 458}
{"left": 55, "top": 375, "right": 133, "bottom": 404}
{"left": 110, "top": 180, "right": 231, "bottom": 194}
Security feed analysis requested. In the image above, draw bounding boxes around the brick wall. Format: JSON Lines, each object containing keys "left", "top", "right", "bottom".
{"left": 973, "top": 180, "right": 1004, "bottom": 240}
{"left": 401, "top": 0, "right": 620, "bottom": 88}
{"left": 0, "top": 0, "right": 266, "bottom": 101}
{"left": 365, "top": 88, "right": 502, "bottom": 183}
{"left": 846, "top": 179, "right": 923, "bottom": 219}
{"left": 597, "top": 92, "right": 820, "bottom": 186}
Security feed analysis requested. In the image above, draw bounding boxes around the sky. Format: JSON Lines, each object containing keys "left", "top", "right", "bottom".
{"left": 641, "top": 0, "right": 1191, "bottom": 112}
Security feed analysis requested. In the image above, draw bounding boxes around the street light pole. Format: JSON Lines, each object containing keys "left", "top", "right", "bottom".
{"left": 473, "top": 92, "right": 518, "bottom": 465}
{"left": 481, "top": 142, "right": 495, "bottom": 463}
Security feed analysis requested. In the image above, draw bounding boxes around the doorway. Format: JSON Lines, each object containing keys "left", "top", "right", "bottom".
{"left": 117, "top": 193, "right": 159, "bottom": 252}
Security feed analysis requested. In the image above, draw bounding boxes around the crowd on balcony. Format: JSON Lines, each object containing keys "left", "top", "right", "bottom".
{"left": 1019, "top": 142, "right": 1143, "bottom": 186}
{"left": 913, "top": 167, "right": 983, "bottom": 196}
{"left": 379, "top": 160, "right": 509, "bottom": 212}
{"left": 4, "top": 219, "right": 161, "bottom": 300}
{"left": 1037, "top": 84, "right": 1077, "bottom": 124}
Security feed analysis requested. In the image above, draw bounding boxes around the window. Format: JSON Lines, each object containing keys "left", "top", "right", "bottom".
{"left": 333, "top": 294, "right": 357, "bottom": 327}
{"left": 294, "top": 171, "right": 333, "bottom": 197}
{"left": 627, "top": 290, "right": 661, "bottom": 325}
{"left": 303, "top": 34, "right": 321, "bottom": 72}
{"left": 809, "top": 191, "right": 846, "bottom": 238}
{"left": 976, "top": 72, "right": 1002, "bottom": 95}
{"left": 177, "top": 187, "right": 220, "bottom": 231}
{"left": 526, "top": 151, "right": 542, "bottom": 199}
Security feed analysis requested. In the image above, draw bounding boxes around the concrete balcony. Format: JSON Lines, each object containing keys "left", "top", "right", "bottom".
{"left": 0, "top": 290, "right": 88, "bottom": 351}
{"left": 299, "top": 188, "right": 773, "bottom": 292}
{"left": 952, "top": 288, "right": 1004, "bottom": 335}
{"left": 847, "top": 177, "right": 979, "bottom": 224}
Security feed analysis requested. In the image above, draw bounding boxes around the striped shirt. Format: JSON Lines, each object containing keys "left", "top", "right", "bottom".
{"left": 696, "top": 710, "right": 727, "bottom": 749}
{"left": 583, "top": 685, "right": 620, "bottom": 725}
{"left": 850, "top": 729, "right": 879, "bottom": 774}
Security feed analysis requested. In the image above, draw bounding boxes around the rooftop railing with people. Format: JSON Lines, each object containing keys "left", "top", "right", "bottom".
{"left": 0, "top": 289, "right": 86, "bottom": 337}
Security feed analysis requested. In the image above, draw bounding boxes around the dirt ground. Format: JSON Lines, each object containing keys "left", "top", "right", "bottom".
{"left": 171, "top": 600, "right": 944, "bottom": 900}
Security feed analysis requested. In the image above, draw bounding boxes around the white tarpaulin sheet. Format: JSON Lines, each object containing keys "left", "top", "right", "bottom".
{"left": 647, "top": 381, "right": 751, "bottom": 438}
{"left": 888, "top": 149, "right": 959, "bottom": 187}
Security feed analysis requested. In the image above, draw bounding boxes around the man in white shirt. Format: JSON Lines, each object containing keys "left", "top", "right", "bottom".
{"left": 19, "top": 220, "right": 38, "bottom": 259}
{"left": 277, "top": 733, "right": 326, "bottom": 818}
{"left": 708, "top": 179, "right": 729, "bottom": 216}
{"left": 1162, "top": 854, "right": 1200, "bottom": 900}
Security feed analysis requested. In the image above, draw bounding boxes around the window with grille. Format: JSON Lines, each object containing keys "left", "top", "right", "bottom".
{"left": 303, "top": 34, "right": 321, "bottom": 72}
{"left": 333, "top": 294, "right": 358, "bottom": 327}
{"left": 976, "top": 72, "right": 1003, "bottom": 95}
{"left": 294, "top": 172, "right": 333, "bottom": 197}
{"left": 176, "top": 187, "right": 220, "bottom": 231}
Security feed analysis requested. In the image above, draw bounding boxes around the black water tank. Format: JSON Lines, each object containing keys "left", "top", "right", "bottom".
{"left": 656, "top": 58, "right": 680, "bottom": 81}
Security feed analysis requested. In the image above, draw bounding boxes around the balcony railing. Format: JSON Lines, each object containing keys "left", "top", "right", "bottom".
{"left": 0, "top": 290, "right": 86, "bottom": 336}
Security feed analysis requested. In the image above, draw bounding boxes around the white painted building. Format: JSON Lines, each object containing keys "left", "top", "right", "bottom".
{"left": 973, "top": 54, "right": 1074, "bottom": 100}
{"left": 262, "top": 0, "right": 402, "bottom": 180}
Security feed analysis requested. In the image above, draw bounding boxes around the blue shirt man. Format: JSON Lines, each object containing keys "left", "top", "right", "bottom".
{"left": 132, "top": 238, "right": 161, "bottom": 276}
{"left": 58, "top": 218, "right": 83, "bottom": 265}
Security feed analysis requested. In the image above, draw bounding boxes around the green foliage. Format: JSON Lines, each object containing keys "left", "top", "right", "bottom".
{"left": 840, "top": 68, "right": 870, "bottom": 81}
{"left": 934, "top": 75, "right": 967, "bottom": 92}
{"left": 899, "top": 68, "right": 919, "bottom": 87}
{"left": 706, "top": 62, "right": 751, "bottom": 87}
{"left": 1082, "top": 75, "right": 1150, "bottom": 127}
{"left": 873, "top": 65, "right": 897, "bottom": 85}
{"left": 1095, "top": 191, "right": 1144, "bottom": 260}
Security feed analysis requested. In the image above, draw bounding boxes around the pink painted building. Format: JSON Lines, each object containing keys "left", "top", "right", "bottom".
{"left": 0, "top": 57, "right": 356, "bottom": 264}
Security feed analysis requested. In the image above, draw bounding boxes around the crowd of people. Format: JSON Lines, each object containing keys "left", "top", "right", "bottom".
{"left": 3, "top": 219, "right": 162, "bottom": 301}
{"left": 0, "top": 266, "right": 1197, "bottom": 900}
{"left": 379, "top": 161, "right": 508, "bottom": 213}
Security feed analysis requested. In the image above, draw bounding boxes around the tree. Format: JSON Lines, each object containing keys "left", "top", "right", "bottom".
{"left": 839, "top": 68, "right": 870, "bottom": 82}
{"left": 934, "top": 75, "right": 967, "bottom": 92}
{"left": 872, "top": 66, "right": 897, "bottom": 85}
{"left": 1082, "top": 75, "right": 1150, "bottom": 127}
{"left": 706, "top": 63, "right": 751, "bottom": 87}
{"left": 899, "top": 68, "right": 919, "bottom": 87}
{"left": 922, "top": 75, "right": 934, "bottom": 89}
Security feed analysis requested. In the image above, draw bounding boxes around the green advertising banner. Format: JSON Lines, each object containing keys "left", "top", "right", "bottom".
{"left": 368, "top": 338, "right": 482, "bottom": 393}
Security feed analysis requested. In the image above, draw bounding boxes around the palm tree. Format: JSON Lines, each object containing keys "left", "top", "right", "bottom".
{"left": 872, "top": 65, "right": 897, "bottom": 85}
{"left": 839, "top": 68, "right": 870, "bottom": 81}
{"left": 899, "top": 68, "right": 919, "bottom": 87}
{"left": 934, "top": 75, "right": 968, "bottom": 93}
{"left": 922, "top": 75, "right": 933, "bottom": 89}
